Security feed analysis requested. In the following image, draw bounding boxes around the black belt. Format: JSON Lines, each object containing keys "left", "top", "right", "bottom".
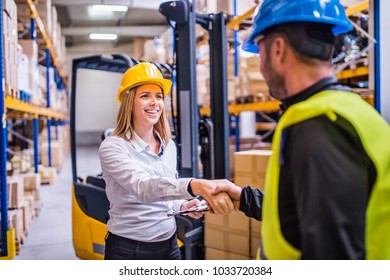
{"left": 106, "top": 232, "right": 177, "bottom": 249}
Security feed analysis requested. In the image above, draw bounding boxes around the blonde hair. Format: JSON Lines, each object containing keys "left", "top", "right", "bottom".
{"left": 111, "top": 86, "right": 171, "bottom": 144}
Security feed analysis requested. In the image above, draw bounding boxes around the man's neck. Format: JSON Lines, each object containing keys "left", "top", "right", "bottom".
{"left": 284, "top": 64, "right": 334, "bottom": 97}
{"left": 280, "top": 76, "right": 340, "bottom": 110}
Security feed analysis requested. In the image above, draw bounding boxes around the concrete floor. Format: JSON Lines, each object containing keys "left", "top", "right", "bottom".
{"left": 14, "top": 155, "right": 79, "bottom": 260}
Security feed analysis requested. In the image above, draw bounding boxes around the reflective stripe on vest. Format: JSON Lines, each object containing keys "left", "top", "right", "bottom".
{"left": 261, "top": 90, "right": 390, "bottom": 260}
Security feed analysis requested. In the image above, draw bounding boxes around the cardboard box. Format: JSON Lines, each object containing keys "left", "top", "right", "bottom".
{"left": 204, "top": 212, "right": 250, "bottom": 256}
{"left": 24, "top": 194, "right": 36, "bottom": 220}
{"left": 20, "top": 198, "right": 31, "bottom": 235}
{"left": 28, "top": 165, "right": 57, "bottom": 185}
{"left": 41, "top": 140, "right": 63, "bottom": 169}
{"left": 21, "top": 149, "right": 35, "bottom": 165}
{"left": 18, "top": 53, "right": 31, "bottom": 93}
{"left": 243, "top": 56, "right": 261, "bottom": 73}
{"left": 10, "top": 154, "right": 31, "bottom": 173}
{"left": 23, "top": 172, "right": 42, "bottom": 206}
{"left": 234, "top": 176, "right": 266, "bottom": 190}
{"left": 39, "top": 166, "right": 57, "bottom": 185}
{"left": 17, "top": 2, "right": 52, "bottom": 34}
{"left": 18, "top": 39, "right": 38, "bottom": 57}
{"left": 234, "top": 149, "right": 272, "bottom": 173}
{"left": 251, "top": 219, "right": 262, "bottom": 259}
{"left": 247, "top": 72, "right": 269, "bottom": 94}
{"left": 205, "top": 247, "right": 250, "bottom": 260}
{"left": 22, "top": 172, "right": 41, "bottom": 192}
{"left": 7, "top": 176, "right": 24, "bottom": 209}
{"left": 229, "top": 144, "right": 235, "bottom": 180}
{"left": 3, "top": 0, "right": 15, "bottom": 17}
{"left": 234, "top": 150, "right": 272, "bottom": 190}
{"left": 227, "top": 78, "right": 237, "bottom": 103}
{"left": 3, "top": 11, "right": 11, "bottom": 91}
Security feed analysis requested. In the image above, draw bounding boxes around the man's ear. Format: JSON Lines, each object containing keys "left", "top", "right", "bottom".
{"left": 271, "top": 36, "right": 288, "bottom": 69}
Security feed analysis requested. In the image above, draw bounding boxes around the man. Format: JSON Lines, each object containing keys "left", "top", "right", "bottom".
{"left": 215, "top": 0, "right": 390, "bottom": 260}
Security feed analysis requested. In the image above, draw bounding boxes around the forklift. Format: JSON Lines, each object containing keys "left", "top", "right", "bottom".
{"left": 71, "top": 0, "right": 230, "bottom": 260}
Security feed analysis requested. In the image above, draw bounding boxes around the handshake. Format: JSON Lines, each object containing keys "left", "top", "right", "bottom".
{"left": 180, "top": 179, "right": 244, "bottom": 218}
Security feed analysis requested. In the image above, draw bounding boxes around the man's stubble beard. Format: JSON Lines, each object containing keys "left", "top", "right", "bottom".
{"left": 262, "top": 51, "right": 288, "bottom": 100}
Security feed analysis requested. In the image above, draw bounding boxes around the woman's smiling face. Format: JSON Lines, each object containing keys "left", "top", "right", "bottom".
{"left": 132, "top": 84, "right": 164, "bottom": 128}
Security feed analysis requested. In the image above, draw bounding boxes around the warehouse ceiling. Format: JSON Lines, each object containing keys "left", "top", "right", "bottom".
{"left": 52, "top": 0, "right": 170, "bottom": 46}
{"left": 52, "top": 0, "right": 366, "bottom": 47}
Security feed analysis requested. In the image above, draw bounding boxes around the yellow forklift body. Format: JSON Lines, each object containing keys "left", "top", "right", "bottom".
{"left": 72, "top": 184, "right": 105, "bottom": 260}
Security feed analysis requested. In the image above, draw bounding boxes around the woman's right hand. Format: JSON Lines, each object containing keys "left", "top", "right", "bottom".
{"left": 189, "top": 179, "right": 236, "bottom": 215}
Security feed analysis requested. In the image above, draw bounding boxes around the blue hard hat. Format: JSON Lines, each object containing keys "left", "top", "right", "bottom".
{"left": 242, "top": 0, "right": 353, "bottom": 53}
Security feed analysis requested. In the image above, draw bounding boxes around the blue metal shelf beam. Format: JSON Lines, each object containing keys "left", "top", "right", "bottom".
{"left": 0, "top": 0, "right": 8, "bottom": 257}
{"left": 33, "top": 116, "right": 39, "bottom": 173}
{"left": 46, "top": 48, "right": 52, "bottom": 167}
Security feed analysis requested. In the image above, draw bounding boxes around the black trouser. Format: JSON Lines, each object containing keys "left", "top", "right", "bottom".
{"left": 104, "top": 232, "right": 181, "bottom": 260}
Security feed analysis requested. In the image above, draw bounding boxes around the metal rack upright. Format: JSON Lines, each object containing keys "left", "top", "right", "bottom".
{"left": 0, "top": 0, "right": 69, "bottom": 259}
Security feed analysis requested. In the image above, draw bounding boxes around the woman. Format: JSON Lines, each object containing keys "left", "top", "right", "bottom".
{"left": 99, "top": 62, "right": 234, "bottom": 260}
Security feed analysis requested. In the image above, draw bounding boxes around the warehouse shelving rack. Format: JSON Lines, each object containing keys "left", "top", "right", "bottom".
{"left": 199, "top": 2, "right": 281, "bottom": 150}
{"left": 336, "top": 0, "right": 370, "bottom": 81}
{"left": 335, "top": 0, "right": 372, "bottom": 107}
{"left": 199, "top": 0, "right": 370, "bottom": 150}
{"left": 1, "top": 0, "right": 69, "bottom": 259}
{"left": 194, "top": 2, "right": 281, "bottom": 151}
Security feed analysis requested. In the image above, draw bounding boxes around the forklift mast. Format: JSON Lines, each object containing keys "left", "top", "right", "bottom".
{"left": 159, "top": 0, "right": 230, "bottom": 179}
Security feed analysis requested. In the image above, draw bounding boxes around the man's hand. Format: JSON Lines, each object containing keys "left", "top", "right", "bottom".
{"left": 189, "top": 179, "right": 235, "bottom": 215}
{"left": 213, "top": 184, "right": 243, "bottom": 210}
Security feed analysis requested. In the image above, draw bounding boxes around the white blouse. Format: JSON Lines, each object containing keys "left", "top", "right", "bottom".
{"left": 99, "top": 132, "right": 193, "bottom": 242}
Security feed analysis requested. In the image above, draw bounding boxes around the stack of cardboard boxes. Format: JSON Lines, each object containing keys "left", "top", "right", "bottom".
{"left": 16, "top": 0, "right": 66, "bottom": 65}
{"left": 205, "top": 211, "right": 251, "bottom": 260}
{"left": 7, "top": 172, "right": 42, "bottom": 254}
{"left": 5, "top": 123, "right": 67, "bottom": 254}
{"left": 3, "top": 0, "right": 18, "bottom": 97}
{"left": 235, "top": 150, "right": 272, "bottom": 259}
{"left": 238, "top": 57, "right": 270, "bottom": 103}
{"left": 15, "top": 0, "right": 68, "bottom": 106}
{"left": 17, "top": 39, "right": 41, "bottom": 104}
{"left": 204, "top": 149, "right": 272, "bottom": 259}
{"left": 40, "top": 124, "right": 68, "bottom": 171}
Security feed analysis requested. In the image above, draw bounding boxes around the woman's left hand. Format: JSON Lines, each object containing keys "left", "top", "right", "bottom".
{"left": 180, "top": 199, "right": 204, "bottom": 219}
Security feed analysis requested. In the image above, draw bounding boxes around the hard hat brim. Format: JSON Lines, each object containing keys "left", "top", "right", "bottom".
{"left": 116, "top": 78, "right": 172, "bottom": 104}
{"left": 241, "top": 38, "right": 259, "bottom": 54}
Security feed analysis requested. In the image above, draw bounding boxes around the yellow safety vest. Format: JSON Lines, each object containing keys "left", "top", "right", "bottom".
{"left": 261, "top": 90, "right": 390, "bottom": 259}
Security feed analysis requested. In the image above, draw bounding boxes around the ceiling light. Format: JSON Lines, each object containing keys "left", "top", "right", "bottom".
{"left": 89, "top": 33, "right": 118, "bottom": 40}
{"left": 92, "top": 5, "right": 128, "bottom": 12}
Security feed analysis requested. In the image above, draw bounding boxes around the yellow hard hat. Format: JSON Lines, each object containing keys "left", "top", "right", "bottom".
{"left": 116, "top": 62, "right": 172, "bottom": 103}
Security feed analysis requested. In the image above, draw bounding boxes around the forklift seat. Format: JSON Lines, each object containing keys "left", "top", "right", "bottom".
{"left": 74, "top": 182, "right": 110, "bottom": 224}
{"left": 86, "top": 176, "right": 106, "bottom": 189}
